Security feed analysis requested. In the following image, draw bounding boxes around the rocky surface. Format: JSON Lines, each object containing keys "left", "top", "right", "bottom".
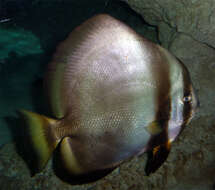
{"left": 123, "top": 0, "right": 215, "bottom": 48}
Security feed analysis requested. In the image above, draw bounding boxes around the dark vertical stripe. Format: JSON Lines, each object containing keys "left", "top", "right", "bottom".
{"left": 155, "top": 47, "right": 171, "bottom": 146}
{"left": 147, "top": 45, "right": 172, "bottom": 148}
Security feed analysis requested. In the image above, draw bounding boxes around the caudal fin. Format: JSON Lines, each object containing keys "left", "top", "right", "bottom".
{"left": 19, "top": 110, "right": 60, "bottom": 172}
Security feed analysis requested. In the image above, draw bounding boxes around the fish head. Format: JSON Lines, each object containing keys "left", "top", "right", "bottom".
{"left": 167, "top": 64, "right": 199, "bottom": 143}
{"left": 144, "top": 60, "right": 199, "bottom": 176}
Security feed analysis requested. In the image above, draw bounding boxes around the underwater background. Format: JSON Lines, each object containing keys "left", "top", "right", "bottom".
{"left": 0, "top": 0, "right": 214, "bottom": 189}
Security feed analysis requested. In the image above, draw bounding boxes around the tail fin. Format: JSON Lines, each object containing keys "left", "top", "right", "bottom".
{"left": 19, "top": 109, "right": 60, "bottom": 172}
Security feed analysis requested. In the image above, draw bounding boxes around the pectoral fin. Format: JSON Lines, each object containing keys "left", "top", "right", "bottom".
{"left": 146, "top": 121, "right": 163, "bottom": 135}
{"left": 145, "top": 141, "right": 171, "bottom": 176}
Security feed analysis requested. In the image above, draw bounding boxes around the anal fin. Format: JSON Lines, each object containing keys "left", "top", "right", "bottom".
{"left": 58, "top": 137, "right": 117, "bottom": 184}
{"left": 60, "top": 137, "right": 83, "bottom": 175}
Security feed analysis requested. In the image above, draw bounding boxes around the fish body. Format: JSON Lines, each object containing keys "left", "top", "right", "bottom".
{"left": 20, "top": 14, "right": 198, "bottom": 181}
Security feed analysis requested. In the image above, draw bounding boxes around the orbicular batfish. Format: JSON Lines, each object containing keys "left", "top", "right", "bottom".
{"left": 20, "top": 14, "right": 199, "bottom": 182}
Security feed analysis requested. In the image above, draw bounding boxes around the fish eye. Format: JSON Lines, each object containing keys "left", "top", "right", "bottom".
{"left": 183, "top": 95, "right": 192, "bottom": 103}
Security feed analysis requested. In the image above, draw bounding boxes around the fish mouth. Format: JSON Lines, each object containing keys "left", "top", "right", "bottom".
{"left": 168, "top": 126, "right": 181, "bottom": 142}
{"left": 169, "top": 109, "right": 198, "bottom": 142}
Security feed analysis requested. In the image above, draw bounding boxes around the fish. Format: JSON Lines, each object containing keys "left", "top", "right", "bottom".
{"left": 19, "top": 14, "right": 199, "bottom": 182}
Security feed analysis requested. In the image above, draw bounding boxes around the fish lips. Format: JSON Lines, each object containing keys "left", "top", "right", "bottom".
{"left": 168, "top": 124, "right": 182, "bottom": 142}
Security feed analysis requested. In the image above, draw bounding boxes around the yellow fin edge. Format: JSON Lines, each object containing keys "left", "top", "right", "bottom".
{"left": 19, "top": 109, "right": 59, "bottom": 171}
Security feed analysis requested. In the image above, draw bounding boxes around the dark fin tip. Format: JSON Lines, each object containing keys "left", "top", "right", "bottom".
{"left": 145, "top": 143, "right": 170, "bottom": 176}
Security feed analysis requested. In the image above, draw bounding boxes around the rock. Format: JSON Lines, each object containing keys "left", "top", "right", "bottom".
{"left": 122, "top": 0, "right": 215, "bottom": 48}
